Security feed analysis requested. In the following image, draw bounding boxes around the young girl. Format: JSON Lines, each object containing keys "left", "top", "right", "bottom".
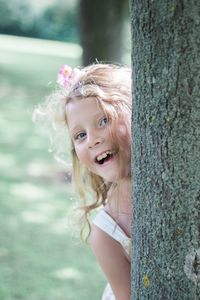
{"left": 34, "top": 63, "right": 132, "bottom": 299}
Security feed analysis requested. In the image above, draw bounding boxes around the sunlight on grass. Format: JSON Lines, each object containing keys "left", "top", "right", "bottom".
{"left": 35, "top": 202, "right": 56, "bottom": 214}
{"left": 48, "top": 218, "right": 69, "bottom": 235}
{"left": 0, "top": 123, "right": 27, "bottom": 143}
{"left": 0, "top": 34, "right": 82, "bottom": 59}
{"left": 52, "top": 267, "right": 82, "bottom": 280}
{"left": 0, "top": 248, "right": 9, "bottom": 258}
{"left": 25, "top": 136, "right": 48, "bottom": 150}
{"left": 10, "top": 183, "right": 49, "bottom": 200}
{"left": 0, "top": 153, "right": 16, "bottom": 168}
{"left": 21, "top": 211, "right": 49, "bottom": 224}
{"left": 25, "top": 161, "right": 58, "bottom": 177}
{"left": 0, "top": 82, "right": 27, "bottom": 98}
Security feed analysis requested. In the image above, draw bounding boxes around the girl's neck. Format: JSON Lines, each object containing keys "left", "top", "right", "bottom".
{"left": 107, "top": 177, "right": 131, "bottom": 214}
{"left": 115, "top": 176, "right": 131, "bottom": 197}
{"left": 105, "top": 177, "right": 132, "bottom": 237}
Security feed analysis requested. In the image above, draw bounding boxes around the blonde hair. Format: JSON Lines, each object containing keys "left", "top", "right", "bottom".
{"left": 33, "top": 63, "right": 132, "bottom": 240}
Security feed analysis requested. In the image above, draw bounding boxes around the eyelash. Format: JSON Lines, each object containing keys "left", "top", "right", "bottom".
{"left": 74, "top": 132, "right": 86, "bottom": 141}
{"left": 98, "top": 116, "right": 109, "bottom": 127}
{"left": 74, "top": 116, "right": 109, "bottom": 141}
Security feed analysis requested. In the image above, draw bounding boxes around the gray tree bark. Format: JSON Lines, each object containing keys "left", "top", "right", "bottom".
{"left": 130, "top": 0, "right": 200, "bottom": 299}
{"left": 79, "top": 0, "right": 127, "bottom": 65}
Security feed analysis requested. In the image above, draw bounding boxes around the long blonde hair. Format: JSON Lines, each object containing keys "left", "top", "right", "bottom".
{"left": 33, "top": 63, "right": 132, "bottom": 240}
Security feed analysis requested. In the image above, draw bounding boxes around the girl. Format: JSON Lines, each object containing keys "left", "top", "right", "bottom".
{"left": 34, "top": 63, "right": 132, "bottom": 300}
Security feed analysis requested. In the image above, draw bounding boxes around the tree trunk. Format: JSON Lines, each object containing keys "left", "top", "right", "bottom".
{"left": 79, "top": 0, "right": 126, "bottom": 65}
{"left": 130, "top": 0, "right": 200, "bottom": 299}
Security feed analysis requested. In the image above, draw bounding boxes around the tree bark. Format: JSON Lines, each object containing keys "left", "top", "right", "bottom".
{"left": 79, "top": 0, "right": 126, "bottom": 65}
{"left": 130, "top": 0, "right": 200, "bottom": 299}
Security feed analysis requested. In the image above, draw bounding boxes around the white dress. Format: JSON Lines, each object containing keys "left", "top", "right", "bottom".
{"left": 93, "top": 209, "right": 131, "bottom": 300}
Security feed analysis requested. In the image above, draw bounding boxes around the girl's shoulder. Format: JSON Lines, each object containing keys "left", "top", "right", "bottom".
{"left": 91, "top": 209, "right": 131, "bottom": 258}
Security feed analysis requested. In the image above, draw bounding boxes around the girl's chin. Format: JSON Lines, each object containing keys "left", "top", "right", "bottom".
{"left": 100, "top": 173, "right": 124, "bottom": 183}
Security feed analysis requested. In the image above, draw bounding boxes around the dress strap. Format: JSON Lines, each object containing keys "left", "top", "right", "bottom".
{"left": 93, "top": 209, "right": 128, "bottom": 244}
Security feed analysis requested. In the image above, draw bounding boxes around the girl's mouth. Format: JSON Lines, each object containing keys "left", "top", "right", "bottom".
{"left": 95, "top": 150, "right": 116, "bottom": 165}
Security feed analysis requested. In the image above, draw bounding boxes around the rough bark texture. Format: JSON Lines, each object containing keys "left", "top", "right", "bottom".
{"left": 130, "top": 0, "right": 200, "bottom": 299}
{"left": 79, "top": 0, "right": 126, "bottom": 65}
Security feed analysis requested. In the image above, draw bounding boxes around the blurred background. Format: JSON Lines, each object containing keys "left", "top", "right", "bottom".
{"left": 0, "top": 0, "right": 131, "bottom": 299}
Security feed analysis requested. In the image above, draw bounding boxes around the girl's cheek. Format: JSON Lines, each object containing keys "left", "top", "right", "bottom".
{"left": 74, "top": 146, "right": 80, "bottom": 159}
{"left": 118, "top": 124, "right": 127, "bottom": 136}
{"left": 75, "top": 149, "right": 80, "bottom": 160}
{"left": 75, "top": 148, "right": 85, "bottom": 163}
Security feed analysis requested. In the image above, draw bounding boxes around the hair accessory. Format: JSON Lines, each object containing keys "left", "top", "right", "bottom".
{"left": 57, "top": 64, "right": 80, "bottom": 88}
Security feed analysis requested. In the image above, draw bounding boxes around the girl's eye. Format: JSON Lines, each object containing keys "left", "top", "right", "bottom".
{"left": 99, "top": 116, "right": 109, "bottom": 127}
{"left": 74, "top": 132, "right": 86, "bottom": 141}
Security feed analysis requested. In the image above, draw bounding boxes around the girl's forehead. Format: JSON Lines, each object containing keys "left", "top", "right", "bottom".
{"left": 65, "top": 97, "right": 104, "bottom": 130}
{"left": 66, "top": 97, "right": 102, "bottom": 114}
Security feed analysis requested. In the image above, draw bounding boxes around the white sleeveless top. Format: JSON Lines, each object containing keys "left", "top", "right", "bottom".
{"left": 93, "top": 209, "right": 131, "bottom": 300}
{"left": 93, "top": 209, "right": 131, "bottom": 258}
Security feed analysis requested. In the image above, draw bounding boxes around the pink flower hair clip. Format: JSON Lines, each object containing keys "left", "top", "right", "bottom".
{"left": 57, "top": 64, "right": 80, "bottom": 88}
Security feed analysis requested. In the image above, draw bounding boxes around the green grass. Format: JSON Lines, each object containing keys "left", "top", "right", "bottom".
{"left": 0, "top": 35, "right": 106, "bottom": 300}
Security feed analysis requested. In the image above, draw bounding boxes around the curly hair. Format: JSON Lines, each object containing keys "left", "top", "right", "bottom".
{"left": 33, "top": 63, "right": 132, "bottom": 240}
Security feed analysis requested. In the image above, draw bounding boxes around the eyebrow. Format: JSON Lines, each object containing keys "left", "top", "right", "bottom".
{"left": 69, "top": 112, "right": 105, "bottom": 133}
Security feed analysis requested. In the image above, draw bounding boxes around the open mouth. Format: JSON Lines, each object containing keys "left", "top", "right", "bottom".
{"left": 95, "top": 150, "right": 116, "bottom": 165}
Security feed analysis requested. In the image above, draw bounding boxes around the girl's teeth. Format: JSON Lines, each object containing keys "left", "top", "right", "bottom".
{"left": 97, "top": 151, "right": 112, "bottom": 161}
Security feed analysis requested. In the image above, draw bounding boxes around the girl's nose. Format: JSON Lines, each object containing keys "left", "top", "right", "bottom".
{"left": 88, "top": 135, "right": 104, "bottom": 149}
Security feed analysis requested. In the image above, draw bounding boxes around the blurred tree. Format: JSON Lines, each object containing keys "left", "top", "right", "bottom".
{"left": 79, "top": 0, "right": 128, "bottom": 65}
{"left": 0, "top": 0, "right": 79, "bottom": 43}
{"left": 0, "top": 0, "right": 35, "bottom": 36}
{"left": 130, "top": 0, "right": 200, "bottom": 299}
{"left": 36, "top": 3, "right": 78, "bottom": 42}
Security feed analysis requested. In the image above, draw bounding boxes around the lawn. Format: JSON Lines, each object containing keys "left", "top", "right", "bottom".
{"left": 0, "top": 35, "right": 106, "bottom": 300}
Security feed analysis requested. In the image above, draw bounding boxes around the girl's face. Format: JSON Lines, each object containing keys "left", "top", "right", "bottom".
{"left": 66, "top": 97, "right": 129, "bottom": 183}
